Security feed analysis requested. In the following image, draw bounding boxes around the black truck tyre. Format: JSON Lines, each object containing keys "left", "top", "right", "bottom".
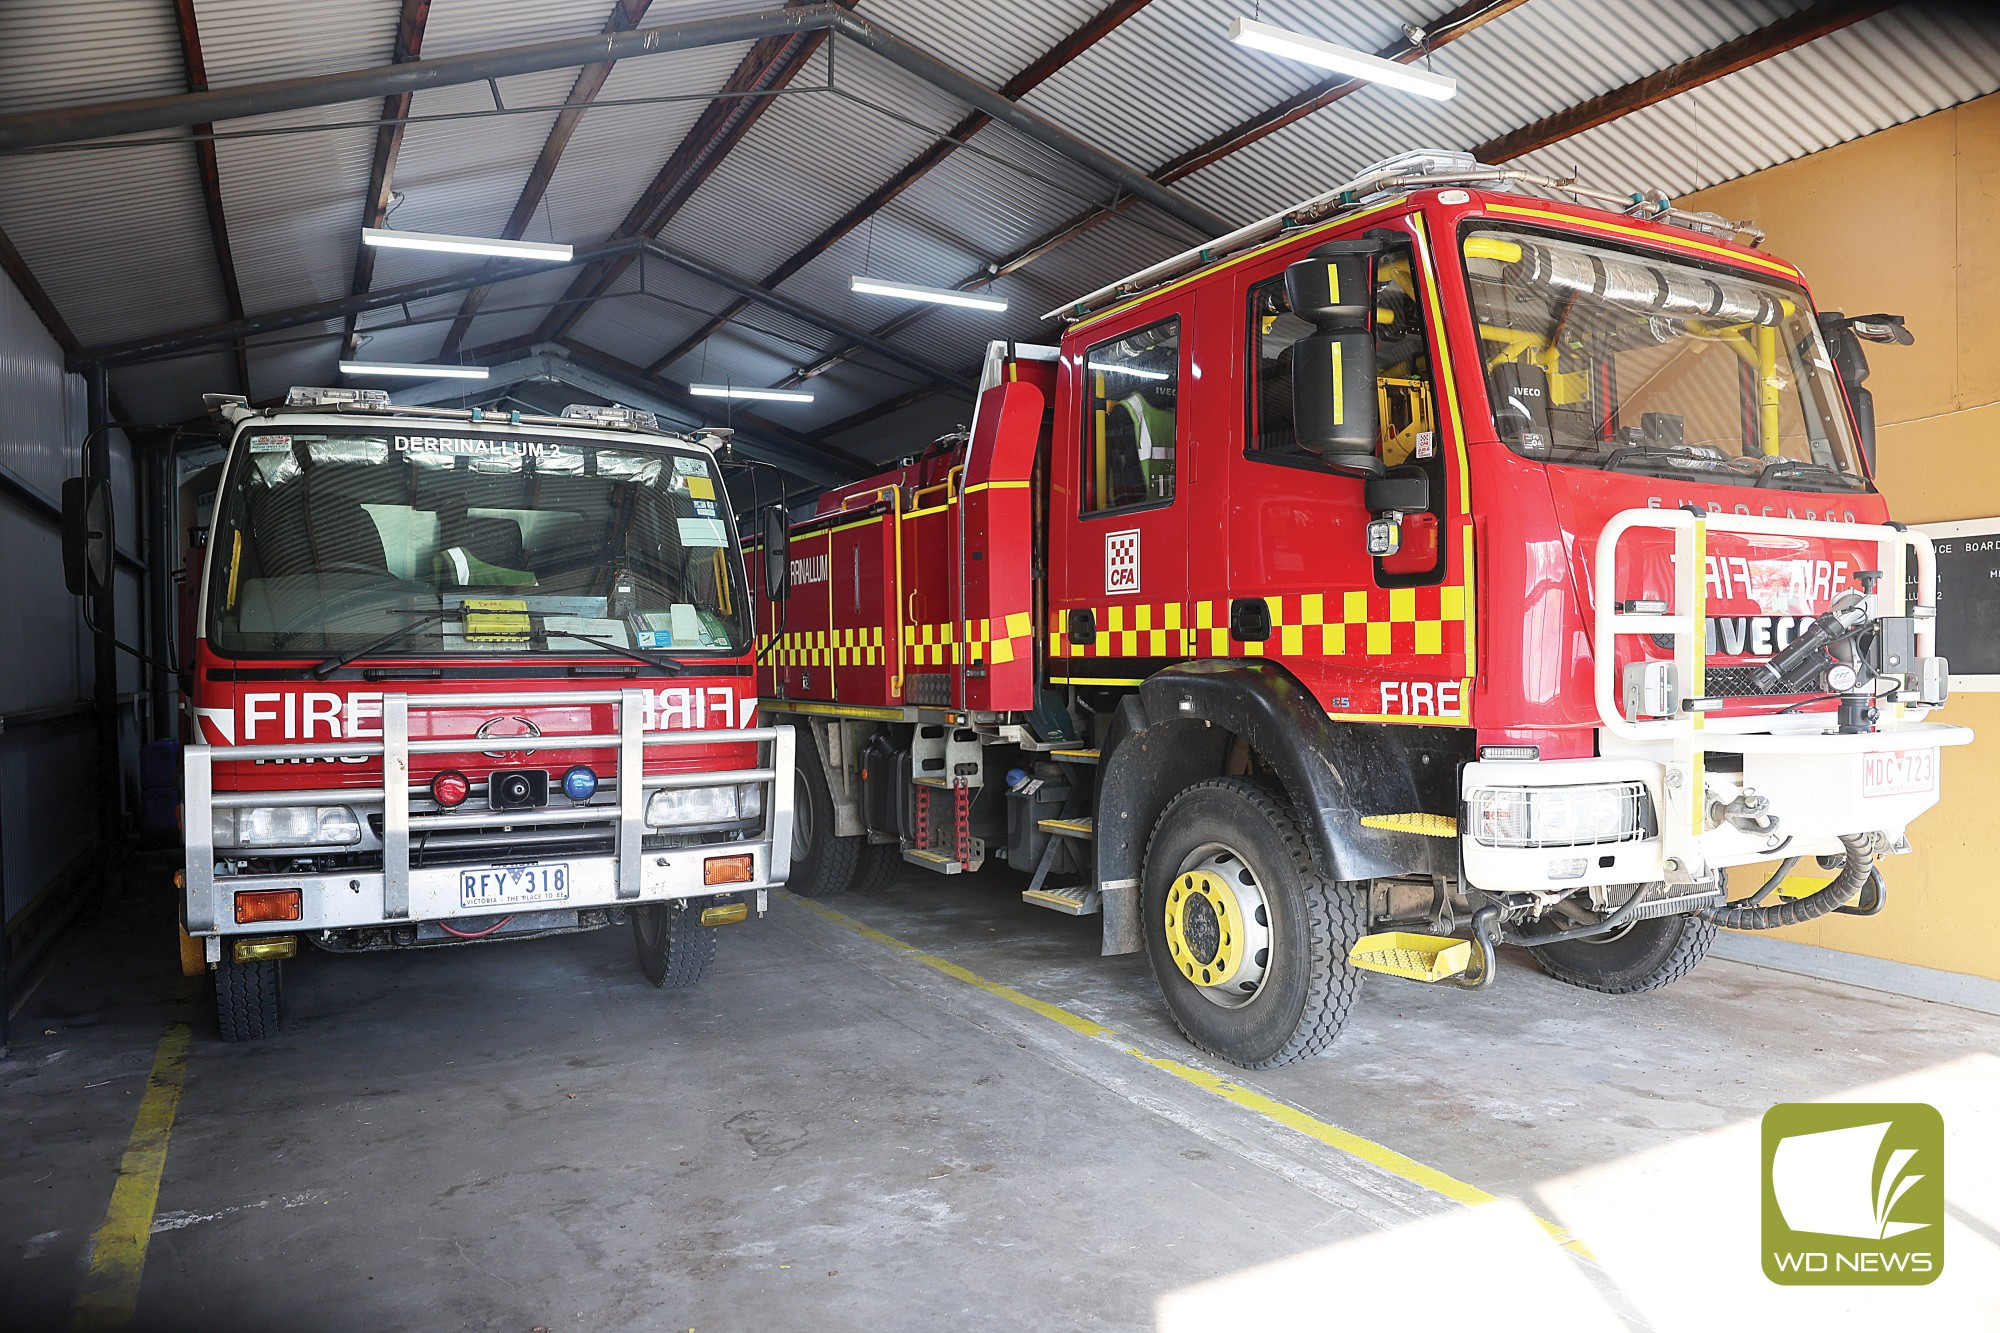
{"left": 1527, "top": 912, "right": 1717, "bottom": 994}
{"left": 787, "top": 727, "right": 861, "bottom": 898}
{"left": 632, "top": 903, "right": 718, "bottom": 988}
{"left": 851, "top": 839, "right": 903, "bottom": 893}
{"left": 214, "top": 956, "right": 282, "bottom": 1042}
{"left": 1141, "top": 778, "right": 1366, "bottom": 1069}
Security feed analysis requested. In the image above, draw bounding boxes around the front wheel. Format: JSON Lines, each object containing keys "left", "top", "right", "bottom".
{"left": 631, "top": 903, "right": 718, "bottom": 988}
{"left": 786, "top": 728, "right": 861, "bottom": 898}
{"left": 1527, "top": 911, "right": 1716, "bottom": 994}
{"left": 1141, "top": 778, "right": 1366, "bottom": 1069}
{"left": 214, "top": 956, "right": 282, "bottom": 1042}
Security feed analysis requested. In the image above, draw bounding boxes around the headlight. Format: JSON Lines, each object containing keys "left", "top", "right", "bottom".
{"left": 1469, "top": 782, "right": 1655, "bottom": 848}
{"left": 213, "top": 805, "right": 362, "bottom": 849}
{"left": 647, "top": 785, "right": 741, "bottom": 827}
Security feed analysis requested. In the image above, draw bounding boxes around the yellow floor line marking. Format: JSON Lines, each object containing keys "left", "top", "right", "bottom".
{"left": 71, "top": 984, "right": 197, "bottom": 1331}
{"left": 787, "top": 893, "right": 1592, "bottom": 1258}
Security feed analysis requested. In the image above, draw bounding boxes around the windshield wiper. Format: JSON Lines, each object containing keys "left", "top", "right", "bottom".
{"left": 543, "top": 629, "right": 684, "bottom": 675}
{"left": 1755, "top": 459, "right": 1866, "bottom": 492}
{"left": 310, "top": 607, "right": 460, "bottom": 678}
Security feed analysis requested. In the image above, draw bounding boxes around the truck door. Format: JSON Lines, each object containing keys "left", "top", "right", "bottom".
{"left": 1198, "top": 216, "right": 1471, "bottom": 723}
{"left": 1047, "top": 303, "right": 1192, "bottom": 683}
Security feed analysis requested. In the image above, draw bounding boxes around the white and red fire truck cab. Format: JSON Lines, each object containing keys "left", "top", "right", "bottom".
{"left": 181, "top": 389, "right": 793, "bottom": 1040}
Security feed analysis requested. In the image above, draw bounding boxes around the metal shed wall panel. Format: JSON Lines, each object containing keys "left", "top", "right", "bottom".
{"left": 0, "top": 0, "right": 189, "bottom": 114}
{"left": 0, "top": 141, "right": 230, "bottom": 346}
{"left": 248, "top": 320, "right": 345, "bottom": 405}
{"left": 111, "top": 350, "right": 239, "bottom": 425}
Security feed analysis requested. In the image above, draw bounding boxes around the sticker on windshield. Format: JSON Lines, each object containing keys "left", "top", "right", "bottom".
{"left": 673, "top": 456, "right": 709, "bottom": 477}
{"left": 678, "top": 517, "right": 728, "bottom": 548}
{"left": 463, "top": 598, "right": 531, "bottom": 641}
{"left": 686, "top": 476, "right": 715, "bottom": 500}
{"left": 249, "top": 434, "right": 292, "bottom": 449}
{"left": 693, "top": 499, "right": 718, "bottom": 518}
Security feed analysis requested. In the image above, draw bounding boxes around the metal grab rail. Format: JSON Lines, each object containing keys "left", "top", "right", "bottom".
{"left": 1592, "top": 508, "right": 1937, "bottom": 744}
{"left": 185, "top": 688, "right": 793, "bottom": 932}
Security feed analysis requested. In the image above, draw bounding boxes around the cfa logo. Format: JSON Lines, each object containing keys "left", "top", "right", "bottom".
{"left": 1105, "top": 528, "right": 1140, "bottom": 596}
{"left": 1762, "top": 1102, "right": 1944, "bottom": 1286}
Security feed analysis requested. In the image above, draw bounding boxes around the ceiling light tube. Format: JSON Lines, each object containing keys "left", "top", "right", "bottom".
{"left": 340, "top": 361, "right": 490, "bottom": 379}
{"left": 1228, "top": 18, "right": 1456, "bottom": 101}
{"left": 850, "top": 276, "right": 1007, "bottom": 313}
{"left": 361, "top": 227, "right": 574, "bottom": 262}
{"left": 688, "top": 384, "right": 815, "bottom": 403}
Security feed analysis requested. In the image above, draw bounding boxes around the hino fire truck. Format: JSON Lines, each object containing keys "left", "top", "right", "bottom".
{"left": 176, "top": 390, "right": 793, "bottom": 1040}
{"left": 750, "top": 153, "right": 1971, "bottom": 1069}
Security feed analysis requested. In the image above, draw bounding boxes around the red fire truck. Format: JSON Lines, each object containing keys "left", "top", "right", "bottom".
{"left": 177, "top": 390, "right": 793, "bottom": 1040}
{"left": 750, "top": 153, "right": 1971, "bottom": 1069}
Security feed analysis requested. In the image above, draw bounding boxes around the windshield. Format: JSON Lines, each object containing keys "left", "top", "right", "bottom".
{"left": 1462, "top": 226, "right": 1867, "bottom": 491}
{"left": 206, "top": 425, "right": 748, "bottom": 658}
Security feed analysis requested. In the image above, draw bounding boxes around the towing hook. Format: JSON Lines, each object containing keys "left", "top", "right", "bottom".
{"left": 1452, "top": 906, "right": 1501, "bottom": 990}
{"left": 1712, "top": 791, "right": 1780, "bottom": 836}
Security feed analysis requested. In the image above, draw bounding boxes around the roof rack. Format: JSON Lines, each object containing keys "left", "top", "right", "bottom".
{"left": 1044, "top": 151, "right": 1763, "bottom": 323}
{"left": 248, "top": 390, "right": 711, "bottom": 445}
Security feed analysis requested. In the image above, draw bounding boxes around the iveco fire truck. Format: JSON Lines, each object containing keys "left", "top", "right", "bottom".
{"left": 178, "top": 389, "right": 793, "bottom": 1040}
{"left": 750, "top": 151, "right": 1971, "bottom": 1069}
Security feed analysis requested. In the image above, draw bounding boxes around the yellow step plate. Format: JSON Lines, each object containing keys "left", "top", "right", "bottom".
{"left": 1349, "top": 931, "right": 1472, "bottom": 983}
{"left": 1360, "top": 813, "right": 1458, "bottom": 838}
{"left": 1775, "top": 873, "right": 1838, "bottom": 900}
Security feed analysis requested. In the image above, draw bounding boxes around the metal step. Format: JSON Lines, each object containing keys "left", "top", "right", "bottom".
{"left": 1022, "top": 885, "right": 1101, "bottom": 916}
{"left": 1347, "top": 931, "right": 1471, "bottom": 983}
{"left": 1050, "top": 747, "right": 1101, "bottom": 765}
{"left": 1037, "top": 816, "right": 1094, "bottom": 839}
{"left": 904, "top": 848, "right": 966, "bottom": 874}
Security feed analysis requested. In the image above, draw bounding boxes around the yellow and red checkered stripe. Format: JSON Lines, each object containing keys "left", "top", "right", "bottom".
{"left": 904, "top": 611, "right": 1035, "bottom": 668}
{"left": 760, "top": 625, "right": 885, "bottom": 668}
{"left": 1050, "top": 586, "right": 1468, "bottom": 660}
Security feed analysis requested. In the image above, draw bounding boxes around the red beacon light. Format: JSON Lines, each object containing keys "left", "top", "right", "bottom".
{"left": 431, "top": 770, "right": 472, "bottom": 808}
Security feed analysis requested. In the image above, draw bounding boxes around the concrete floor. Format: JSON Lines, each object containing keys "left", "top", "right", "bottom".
{"left": 5, "top": 855, "right": 1998, "bottom": 1332}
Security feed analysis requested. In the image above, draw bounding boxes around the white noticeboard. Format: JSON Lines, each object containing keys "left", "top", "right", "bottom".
{"left": 1913, "top": 518, "right": 2000, "bottom": 691}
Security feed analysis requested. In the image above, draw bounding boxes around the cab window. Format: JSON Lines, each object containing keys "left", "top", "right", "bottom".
{"left": 1081, "top": 317, "right": 1179, "bottom": 514}
{"left": 1245, "top": 242, "right": 1447, "bottom": 579}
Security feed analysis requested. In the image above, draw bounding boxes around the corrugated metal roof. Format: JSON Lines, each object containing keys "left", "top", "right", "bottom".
{"left": 1505, "top": 4, "right": 2000, "bottom": 199}
{"left": 0, "top": 139, "right": 230, "bottom": 346}
{"left": 0, "top": 1, "right": 190, "bottom": 114}
{"left": 0, "top": 0, "right": 1996, "bottom": 448}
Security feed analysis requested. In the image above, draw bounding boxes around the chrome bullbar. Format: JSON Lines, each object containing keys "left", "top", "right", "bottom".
{"left": 183, "top": 689, "right": 795, "bottom": 935}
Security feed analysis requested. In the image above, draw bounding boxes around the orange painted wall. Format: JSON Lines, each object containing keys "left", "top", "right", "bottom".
{"left": 1685, "top": 93, "right": 2000, "bottom": 979}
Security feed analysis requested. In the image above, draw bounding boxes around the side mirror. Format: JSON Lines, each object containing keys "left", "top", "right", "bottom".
{"left": 1818, "top": 311, "right": 1910, "bottom": 471}
{"left": 1285, "top": 240, "right": 1382, "bottom": 470}
{"left": 1362, "top": 468, "right": 1429, "bottom": 557}
{"left": 760, "top": 504, "right": 791, "bottom": 603}
{"left": 61, "top": 475, "right": 113, "bottom": 597}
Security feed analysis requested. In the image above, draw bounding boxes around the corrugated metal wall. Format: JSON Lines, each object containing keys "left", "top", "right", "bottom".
{"left": 0, "top": 264, "right": 123, "bottom": 930}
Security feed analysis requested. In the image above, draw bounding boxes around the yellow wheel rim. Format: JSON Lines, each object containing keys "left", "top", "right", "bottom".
{"left": 1163, "top": 869, "right": 1246, "bottom": 989}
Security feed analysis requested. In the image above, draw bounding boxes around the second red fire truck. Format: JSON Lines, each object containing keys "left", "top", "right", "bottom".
{"left": 751, "top": 152, "right": 1970, "bottom": 1069}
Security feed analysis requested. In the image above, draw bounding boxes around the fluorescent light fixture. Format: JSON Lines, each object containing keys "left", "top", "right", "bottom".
{"left": 850, "top": 275, "right": 1007, "bottom": 313}
{"left": 1228, "top": 17, "right": 1456, "bottom": 100}
{"left": 1087, "top": 360, "right": 1169, "bottom": 381}
{"left": 339, "top": 361, "right": 489, "bottom": 380}
{"left": 361, "top": 227, "right": 573, "bottom": 262}
{"left": 688, "top": 384, "right": 815, "bottom": 403}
